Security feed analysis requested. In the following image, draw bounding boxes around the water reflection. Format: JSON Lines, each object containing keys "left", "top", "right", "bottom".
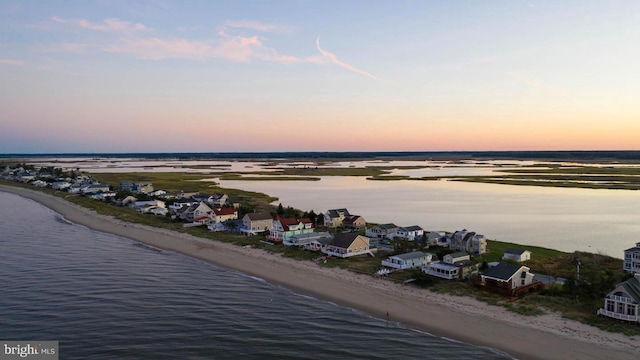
{"left": 219, "top": 177, "right": 640, "bottom": 258}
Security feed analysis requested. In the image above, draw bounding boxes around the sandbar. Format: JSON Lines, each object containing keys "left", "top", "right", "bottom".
{"left": 2, "top": 185, "right": 638, "bottom": 360}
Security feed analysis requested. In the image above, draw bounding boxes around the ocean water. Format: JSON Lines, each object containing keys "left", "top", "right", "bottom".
{"left": 0, "top": 191, "right": 511, "bottom": 359}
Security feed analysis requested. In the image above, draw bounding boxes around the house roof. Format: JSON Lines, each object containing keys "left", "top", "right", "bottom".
{"left": 402, "top": 225, "right": 424, "bottom": 232}
{"left": 625, "top": 244, "right": 640, "bottom": 252}
{"left": 619, "top": 276, "right": 640, "bottom": 303}
{"left": 447, "top": 252, "right": 469, "bottom": 259}
{"left": 330, "top": 233, "right": 364, "bottom": 249}
{"left": 290, "top": 232, "right": 332, "bottom": 241}
{"left": 504, "top": 248, "right": 530, "bottom": 255}
{"left": 245, "top": 212, "right": 272, "bottom": 221}
{"left": 483, "top": 262, "right": 524, "bottom": 281}
{"left": 342, "top": 215, "right": 364, "bottom": 224}
{"left": 393, "top": 251, "right": 430, "bottom": 261}
{"left": 326, "top": 208, "right": 350, "bottom": 218}
{"left": 214, "top": 208, "right": 237, "bottom": 216}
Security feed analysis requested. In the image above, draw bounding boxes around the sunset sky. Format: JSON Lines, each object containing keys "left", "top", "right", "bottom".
{"left": 1, "top": 1, "right": 639, "bottom": 153}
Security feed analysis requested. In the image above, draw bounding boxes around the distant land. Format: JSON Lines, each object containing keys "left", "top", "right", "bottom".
{"left": 2, "top": 150, "right": 640, "bottom": 162}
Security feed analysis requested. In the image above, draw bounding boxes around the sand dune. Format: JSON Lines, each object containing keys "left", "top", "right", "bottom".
{"left": 2, "top": 184, "right": 638, "bottom": 360}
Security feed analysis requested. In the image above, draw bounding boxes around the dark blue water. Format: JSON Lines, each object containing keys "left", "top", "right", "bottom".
{"left": 0, "top": 191, "right": 512, "bottom": 359}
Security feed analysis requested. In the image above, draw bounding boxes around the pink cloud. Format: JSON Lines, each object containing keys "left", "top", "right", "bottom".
{"left": 47, "top": 16, "right": 319, "bottom": 64}
{"left": 224, "top": 20, "right": 291, "bottom": 33}
{"left": 316, "top": 37, "right": 382, "bottom": 81}
{"left": 51, "top": 16, "right": 149, "bottom": 33}
{"left": 0, "top": 58, "right": 24, "bottom": 65}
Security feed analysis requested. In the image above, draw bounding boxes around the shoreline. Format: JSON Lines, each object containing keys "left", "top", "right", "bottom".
{"left": 2, "top": 185, "right": 638, "bottom": 360}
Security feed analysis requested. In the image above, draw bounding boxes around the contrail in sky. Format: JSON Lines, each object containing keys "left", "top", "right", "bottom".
{"left": 316, "top": 37, "right": 382, "bottom": 81}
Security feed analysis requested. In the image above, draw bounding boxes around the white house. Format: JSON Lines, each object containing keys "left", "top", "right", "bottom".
{"left": 423, "top": 262, "right": 461, "bottom": 280}
{"left": 366, "top": 223, "right": 399, "bottom": 239}
{"left": 382, "top": 251, "right": 436, "bottom": 270}
{"left": 284, "top": 232, "right": 332, "bottom": 247}
{"left": 503, "top": 248, "right": 532, "bottom": 262}
{"left": 391, "top": 226, "right": 424, "bottom": 241}
{"left": 597, "top": 274, "right": 640, "bottom": 323}
{"left": 624, "top": 242, "right": 640, "bottom": 274}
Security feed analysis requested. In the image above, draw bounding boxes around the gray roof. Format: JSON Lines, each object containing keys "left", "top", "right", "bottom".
{"left": 290, "top": 232, "right": 332, "bottom": 241}
{"left": 330, "top": 233, "right": 363, "bottom": 249}
{"left": 447, "top": 252, "right": 469, "bottom": 259}
{"left": 326, "top": 208, "right": 350, "bottom": 218}
{"left": 504, "top": 248, "right": 529, "bottom": 255}
{"left": 245, "top": 212, "right": 273, "bottom": 221}
{"left": 483, "top": 262, "right": 523, "bottom": 281}
{"left": 374, "top": 223, "right": 398, "bottom": 230}
{"left": 403, "top": 225, "right": 424, "bottom": 232}
{"left": 620, "top": 276, "right": 640, "bottom": 303}
{"left": 393, "top": 251, "right": 429, "bottom": 261}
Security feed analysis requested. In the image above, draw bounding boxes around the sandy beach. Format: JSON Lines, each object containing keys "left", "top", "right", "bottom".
{"left": 2, "top": 184, "right": 638, "bottom": 360}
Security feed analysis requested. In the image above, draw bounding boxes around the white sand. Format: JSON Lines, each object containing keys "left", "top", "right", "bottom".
{"left": 2, "top": 185, "right": 638, "bottom": 360}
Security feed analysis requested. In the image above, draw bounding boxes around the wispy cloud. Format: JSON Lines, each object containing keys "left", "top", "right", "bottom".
{"left": 51, "top": 16, "right": 149, "bottom": 33}
{"left": 106, "top": 31, "right": 321, "bottom": 63}
{"left": 46, "top": 17, "right": 320, "bottom": 65}
{"left": 0, "top": 58, "right": 24, "bottom": 65}
{"left": 224, "top": 20, "right": 291, "bottom": 33}
{"left": 316, "top": 37, "right": 382, "bottom": 81}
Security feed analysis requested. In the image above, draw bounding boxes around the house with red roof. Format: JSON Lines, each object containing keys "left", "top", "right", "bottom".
{"left": 213, "top": 207, "right": 238, "bottom": 224}
{"left": 268, "top": 216, "right": 314, "bottom": 243}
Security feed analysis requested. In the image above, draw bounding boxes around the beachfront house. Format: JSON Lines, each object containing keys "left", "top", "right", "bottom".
{"left": 286, "top": 232, "right": 333, "bottom": 247}
{"left": 366, "top": 223, "right": 399, "bottom": 239}
{"left": 382, "top": 251, "right": 436, "bottom": 270}
{"left": 81, "top": 183, "right": 111, "bottom": 194}
{"left": 177, "top": 190, "right": 199, "bottom": 199}
{"left": 241, "top": 212, "right": 273, "bottom": 235}
{"left": 304, "top": 237, "right": 334, "bottom": 252}
{"left": 141, "top": 205, "right": 168, "bottom": 216}
{"left": 177, "top": 202, "right": 213, "bottom": 223}
{"left": 169, "top": 198, "right": 196, "bottom": 211}
{"left": 423, "top": 262, "right": 462, "bottom": 280}
{"left": 624, "top": 243, "right": 640, "bottom": 274}
{"left": 477, "top": 262, "right": 542, "bottom": 296}
{"left": 212, "top": 207, "right": 238, "bottom": 224}
{"left": 443, "top": 252, "right": 470, "bottom": 264}
{"left": 130, "top": 200, "right": 166, "bottom": 210}
{"left": 322, "top": 233, "right": 373, "bottom": 258}
{"left": 323, "top": 208, "right": 351, "bottom": 227}
{"left": 597, "top": 273, "right": 640, "bottom": 323}
{"left": 342, "top": 215, "right": 367, "bottom": 230}
{"left": 503, "top": 248, "right": 532, "bottom": 262}
{"left": 448, "top": 229, "right": 487, "bottom": 255}
{"left": 211, "top": 193, "right": 229, "bottom": 207}
{"left": 135, "top": 182, "right": 154, "bottom": 194}
{"left": 268, "top": 216, "right": 314, "bottom": 243}
{"left": 52, "top": 181, "right": 72, "bottom": 190}
{"left": 423, "top": 232, "right": 446, "bottom": 246}
{"left": 391, "top": 225, "right": 424, "bottom": 241}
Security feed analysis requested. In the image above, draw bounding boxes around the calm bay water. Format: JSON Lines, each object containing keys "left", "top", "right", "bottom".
{"left": 0, "top": 191, "right": 510, "bottom": 359}
{"left": 219, "top": 177, "right": 640, "bottom": 258}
